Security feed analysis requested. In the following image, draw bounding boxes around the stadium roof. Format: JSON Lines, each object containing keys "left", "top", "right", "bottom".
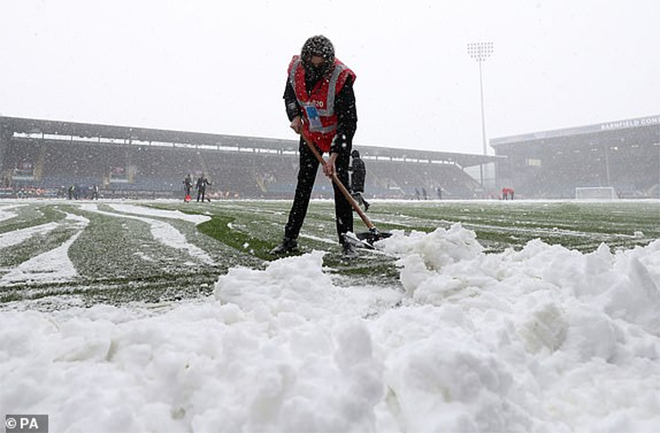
{"left": 490, "top": 114, "right": 660, "bottom": 146}
{"left": 1, "top": 116, "right": 500, "bottom": 168}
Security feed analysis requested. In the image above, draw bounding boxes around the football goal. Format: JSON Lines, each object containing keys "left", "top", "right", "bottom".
{"left": 575, "top": 186, "right": 617, "bottom": 200}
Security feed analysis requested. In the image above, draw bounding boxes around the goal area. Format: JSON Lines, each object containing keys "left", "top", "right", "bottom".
{"left": 575, "top": 186, "right": 617, "bottom": 200}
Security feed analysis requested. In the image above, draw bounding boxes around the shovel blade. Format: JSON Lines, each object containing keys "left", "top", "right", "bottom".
{"left": 356, "top": 228, "right": 392, "bottom": 246}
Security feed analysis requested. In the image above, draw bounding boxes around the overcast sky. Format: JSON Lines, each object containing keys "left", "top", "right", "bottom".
{"left": 1, "top": 0, "right": 658, "bottom": 155}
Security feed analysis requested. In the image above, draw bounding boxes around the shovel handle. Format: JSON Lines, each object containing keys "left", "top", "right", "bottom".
{"left": 300, "top": 132, "right": 376, "bottom": 231}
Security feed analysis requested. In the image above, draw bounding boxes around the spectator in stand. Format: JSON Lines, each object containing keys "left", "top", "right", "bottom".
{"left": 349, "top": 149, "right": 370, "bottom": 212}
{"left": 196, "top": 174, "right": 212, "bottom": 202}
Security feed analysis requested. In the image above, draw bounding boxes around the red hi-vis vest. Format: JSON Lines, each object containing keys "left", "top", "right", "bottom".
{"left": 288, "top": 55, "right": 356, "bottom": 152}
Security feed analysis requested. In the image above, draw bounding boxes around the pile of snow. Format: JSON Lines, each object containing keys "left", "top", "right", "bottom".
{"left": 1, "top": 224, "right": 659, "bottom": 432}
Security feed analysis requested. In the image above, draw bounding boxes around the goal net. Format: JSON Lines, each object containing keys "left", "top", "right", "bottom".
{"left": 575, "top": 186, "right": 617, "bottom": 200}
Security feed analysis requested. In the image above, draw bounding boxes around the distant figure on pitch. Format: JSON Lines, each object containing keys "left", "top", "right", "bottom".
{"left": 91, "top": 184, "right": 100, "bottom": 200}
{"left": 183, "top": 174, "right": 193, "bottom": 202}
{"left": 349, "top": 149, "right": 370, "bottom": 212}
{"left": 196, "top": 174, "right": 212, "bottom": 202}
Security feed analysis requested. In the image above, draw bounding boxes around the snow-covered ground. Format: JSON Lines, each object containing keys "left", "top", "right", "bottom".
{"left": 1, "top": 203, "right": 659, "bottom": 432}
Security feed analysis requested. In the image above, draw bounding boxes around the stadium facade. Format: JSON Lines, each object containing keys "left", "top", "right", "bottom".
{"left": 0, "top": 116, "right": 495, "bottom": 200}
{"left": 491, "top": 115, "right": 660, "bottom": 199}
{"left": 2, "top": 115, "right": 657, "bottom": 200}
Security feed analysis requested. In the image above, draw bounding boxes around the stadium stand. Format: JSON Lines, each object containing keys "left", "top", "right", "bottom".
{"left": 1, "top": 116, "right": 493, "bottom": 200}
{"left": 491, "top": 115, "right": 660, "bottom": 199}
{"left": 3, "top": 116, "right": 657, "bottom": 201}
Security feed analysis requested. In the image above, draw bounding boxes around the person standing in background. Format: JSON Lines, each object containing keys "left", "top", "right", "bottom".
{"left": 183, "top": 174, "right": 193, "bottom": 202}
{"left": 349, "top": 149, "right": 370, "bottom": 212}
{"left": 196, "top": 174, "right": 212, "bottom": 202}
{"left": 91, "top": 184, "right": 99, "bottom": 200}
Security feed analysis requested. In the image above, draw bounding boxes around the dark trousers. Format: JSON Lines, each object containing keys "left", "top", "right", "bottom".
{"left": 352, "top": 191, "right": 369, "bottom": 208}
{"left": 284, "top": 139, "right": 353, "bottom": 244}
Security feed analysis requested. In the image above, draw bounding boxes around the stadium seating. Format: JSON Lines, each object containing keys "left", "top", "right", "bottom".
{"left": 2, "top": 136, "right": 480, "bottom": 200}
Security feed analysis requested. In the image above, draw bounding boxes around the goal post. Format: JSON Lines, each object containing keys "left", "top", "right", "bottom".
{"left": 575, "top": 186, "right": 617, "bottom": 200}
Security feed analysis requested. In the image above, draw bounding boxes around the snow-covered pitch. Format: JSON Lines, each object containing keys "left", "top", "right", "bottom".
{"left": 0, "top": 200, "right": 659, "bottom": 432}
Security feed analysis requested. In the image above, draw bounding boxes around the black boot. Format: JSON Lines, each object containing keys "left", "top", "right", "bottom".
{"left": 341, "top": 235, "right": 358, "bottom": 259}
{"left": 270, "top": 237, "right": 298, "bottom": 255}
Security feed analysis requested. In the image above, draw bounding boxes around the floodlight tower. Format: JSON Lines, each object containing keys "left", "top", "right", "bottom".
{"left": 467, "top": 42, "right": 494, "bottom": 157}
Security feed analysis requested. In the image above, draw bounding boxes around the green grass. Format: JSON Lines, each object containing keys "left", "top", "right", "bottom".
{"left": 0, "top": 203, "right": 67, "bottom": 235}
{"left": 196, "top": 213, "right": 277, "bottom": 261}
{"left": 0, "top": 199, "right": 658, "bottom": 307}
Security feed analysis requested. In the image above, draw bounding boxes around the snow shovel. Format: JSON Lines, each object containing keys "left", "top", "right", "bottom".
{"left": 301, "top": 132, "right": 391, "bottom": 247}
